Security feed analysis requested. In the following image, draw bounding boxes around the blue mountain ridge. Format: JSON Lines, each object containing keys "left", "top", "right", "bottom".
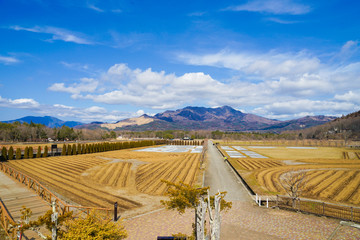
{"left": 2, "top": 116, "right": 84, "bottom": 128}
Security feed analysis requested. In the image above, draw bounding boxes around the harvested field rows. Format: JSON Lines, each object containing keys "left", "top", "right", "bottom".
{"left": 6, "top": 147, "right": 203, "bottom": 211}
{"left": 85, "top": 162, "right": 132, "bottom": 188}
{"left": 254, "top": 167, "right": 360, "bottom": 205}
{"left": 8, "top": 156, "right": 141, "bottom": 210}
{"left": 136, "top": 153, "right": 200, "bottom": 195}
{"left": 233, "top": 159, "right": 282, "bottom": 170}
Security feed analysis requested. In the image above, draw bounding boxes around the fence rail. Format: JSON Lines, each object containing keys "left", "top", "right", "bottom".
{"left": 274, "top": 195, "right": 360, "bottom": 223}
{"left": 0, "top": 162, "right": 113, "bottom": 235}
{"left": 0, "top": 198, "right": 17, "bottom": 239}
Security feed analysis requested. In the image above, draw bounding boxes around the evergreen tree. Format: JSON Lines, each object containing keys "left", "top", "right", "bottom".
{"left": 67, "top": 144, "right": 72, "bottom": 155}
{"left": 29, "top": 147, "right": 33, "bottom": 158}
{"left": 43, "top": 146, "right": 48, "bottom": 158}
{"left": 77, "top": 144, "right": 81, "bottom": 154}
{"left": 72, "top": 144, "right": 77, "bottom": 155}
{"left": 62, "top": 144, "right": 67, "bottom": 156}
{"left": 36, "top": 146, "right": 42, "bottom": 158}
{"left": 86, "top": 144, "right": 90, "bottom": 154}
{"left": 8, "top": 146, "right": 14, "bottom": 160}
{"left": 16, "top": 148, "right": 22, "bottom": 159}
{"left": 24, "top": 147, "right": 29, "bottom": 159}
{"left": 1, "top": 147, "right": 8, "bottom": 161}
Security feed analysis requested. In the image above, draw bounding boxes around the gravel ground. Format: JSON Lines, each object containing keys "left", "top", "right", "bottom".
{"left": 124, "top": 201, "right": 360, "bottom": 239}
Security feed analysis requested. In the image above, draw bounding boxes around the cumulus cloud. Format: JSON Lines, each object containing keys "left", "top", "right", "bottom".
{"left": 10, "top": 25, "right": 92, "bottom": 45}
{"left": 0, "top": 96, "right": 40, "bottom": 109}
{"left": 48, "top": 78, "right": 98, "bottom": 97}
{"left": 43, "top": 39, "right": 360, "bottom": 120}
{"left": 225, "top": 0, "right": 311, "bottom": 15}
{"left": 76, "top": 63, "right": 231, "bottom": 109}
{"left": 335, "top": 91, "right": 360, "bottom": 104}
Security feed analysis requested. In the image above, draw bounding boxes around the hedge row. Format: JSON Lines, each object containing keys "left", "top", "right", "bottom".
{"left": 166, "top": 140, "right": 204, "bottom": 146}
{"left": 0, "top": 145, "right": 49, "bottom": 161}
{"left": 0, "top": 140, "right": 166, "bottom": 160}
{"left": 61, "top": 140, "right": 165, "bottom": 156}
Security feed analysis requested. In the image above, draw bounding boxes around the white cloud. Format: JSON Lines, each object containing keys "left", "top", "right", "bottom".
{"left": 48, "top": 78, "right": 98, "bottom": 96}
{"left": 252, "top": 100, "right": 359, "bottom": 119}
{"left": 43, "top": 39, "right": 360, "bottom": 120}
{"left": 84, "top": 106, "right": 107, "bottom": 113}
{"left": 87, "top": 4, "right": 104, "bottom": 12}
{"left": 178, "top": 50, "right": 320, "bottom": 78}
{"left": 335, "top": 91, "right": 360, "bottom": 104}
{"left": 136, "top": 110, "right": 145, "bottom": 116}
{"left": 0, "top": 96, "right": 40, "bottom": 109}
{"left": 266, "top": 17, "right": 299, "bottom": 24}
{"left": 0, "top": 55, "right": 19, "bottom": 65}
{"left": 334, "top": 40, "right": 360, "bottom": 62}
{"left": 226, "top": 0, "right": 311, "bottom": 15}
{"left": 10, "top": 25, "right": 92, "bottom": 45}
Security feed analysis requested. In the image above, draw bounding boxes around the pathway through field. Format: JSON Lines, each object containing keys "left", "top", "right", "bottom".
{"left": 204, "top": 141, "right": 252, "bottom": 201}
{"left": 124, "top": 141, "right": 360, "bottom": 239}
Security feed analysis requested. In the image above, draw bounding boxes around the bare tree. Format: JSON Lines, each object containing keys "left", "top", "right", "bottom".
{"left": 280, "top": 170, "right": 308, "bottom": 208}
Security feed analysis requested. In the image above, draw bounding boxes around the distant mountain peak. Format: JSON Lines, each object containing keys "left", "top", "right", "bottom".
{"left": 2, "top": 116, "right": 84, "bottom": 128}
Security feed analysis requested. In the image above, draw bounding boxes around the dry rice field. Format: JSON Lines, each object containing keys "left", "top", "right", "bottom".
{"left": 6, "top": 147, "right": 201, "bottom": 214}
{"left": 223, "top": 144, "right": 360, "bottom": 206}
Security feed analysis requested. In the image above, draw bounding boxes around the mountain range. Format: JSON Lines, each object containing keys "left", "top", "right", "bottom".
{"left": 2, "top": 106, "right": 337, "bottom": 132}
{"left": 2, "top": 116, "right": 83, "bottom": 128}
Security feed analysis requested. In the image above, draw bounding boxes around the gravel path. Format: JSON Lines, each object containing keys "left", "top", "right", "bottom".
{"left": 204, "top": 141, "right": 251, "bottom": 201}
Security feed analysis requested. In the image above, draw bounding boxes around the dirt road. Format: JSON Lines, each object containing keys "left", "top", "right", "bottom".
{"left": 204, "top": 141, "right": 252, "bottom": 201}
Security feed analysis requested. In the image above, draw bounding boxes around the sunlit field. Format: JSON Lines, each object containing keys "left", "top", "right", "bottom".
{"left": 6, "top": 146, "right": 202, "bottom": 217}
{"left": 220, "top": 143, "right": 360, "bottom": 206}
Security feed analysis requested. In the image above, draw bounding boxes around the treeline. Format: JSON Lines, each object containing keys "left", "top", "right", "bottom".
{"left": 166, "top": 140, "right": 203, "bottom": 146}
{"left": 0, "top": 140, "right": 165, "bottom": 161}
{"left": 1, "top": 145, "right": 49, "bottom": 161}
{"left": 60, "top": 140, "right": 163, "bottom": 156}
{"left": 289, "top": 111, "right": 360, "bottom": 141}
{"left": 0, "top": 122, "right": 118, "bottom": 142}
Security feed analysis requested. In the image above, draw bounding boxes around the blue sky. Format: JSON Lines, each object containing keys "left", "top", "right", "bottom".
{"left": 0, "top": 0, "right": 359, "bottom": 123}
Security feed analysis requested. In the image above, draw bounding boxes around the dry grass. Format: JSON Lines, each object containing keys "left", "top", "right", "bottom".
{"left": 7, "top": 148, "right": 202, "bottom": 214}
{"left": 224, "top": 144, "right": 360, "bottom": 206}
{"left": 244, "top": 147, "right": 344, "bottom": 160}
